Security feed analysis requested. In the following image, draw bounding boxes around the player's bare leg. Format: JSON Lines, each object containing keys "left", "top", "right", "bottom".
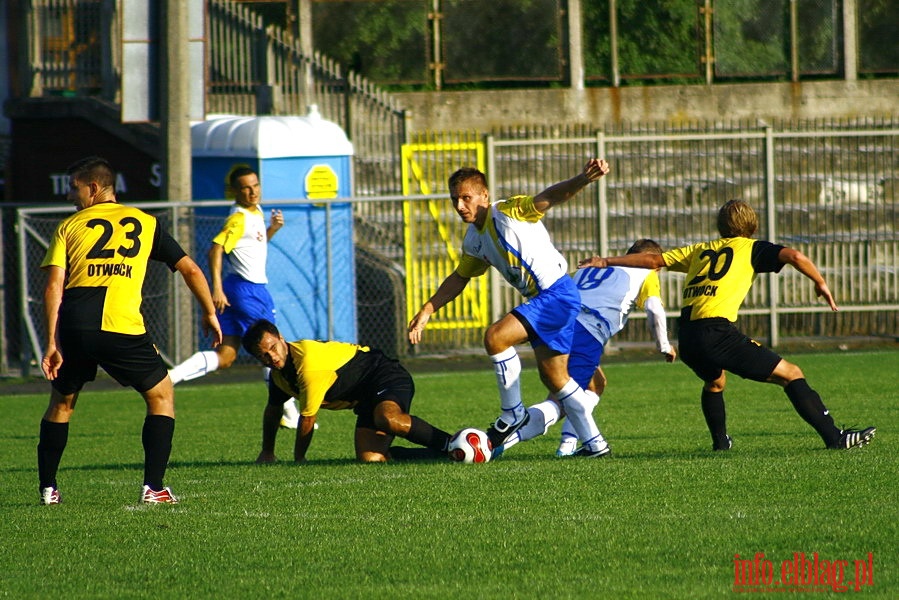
{"left": 355, "top": 427, "right": 392, "bottom": 462}
{"left": 373, "top": 400, "right": 451, "bottom": 456}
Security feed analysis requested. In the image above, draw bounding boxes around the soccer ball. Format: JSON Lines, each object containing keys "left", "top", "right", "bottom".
{"left": 448, "top": 428, "right": 493, "bottom": 463}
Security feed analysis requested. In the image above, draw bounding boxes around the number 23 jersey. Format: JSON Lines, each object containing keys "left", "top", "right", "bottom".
{"left": 41, "top": 202, "right": 186, "bottom": 334}
{"left": 662, "top": 236, "right": 784, "bottom": 323}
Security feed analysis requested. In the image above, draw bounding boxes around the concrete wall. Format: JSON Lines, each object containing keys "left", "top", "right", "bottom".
{"left": 395, "top": 80, "right": 899, "bottom": 132}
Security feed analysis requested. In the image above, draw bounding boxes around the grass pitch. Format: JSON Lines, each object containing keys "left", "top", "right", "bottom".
{"left": 1, "top": 350, "right": 896, "bottom": 598}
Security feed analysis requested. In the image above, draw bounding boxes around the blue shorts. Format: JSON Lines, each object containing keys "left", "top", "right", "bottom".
{"left": 512, "top": 275, "right": 580, "bottom": 354}
{"left": 220, "top": 274, "right": 277, "bottom": 337}
{"left": 567, "top": 321, "right": 605, "bottom": 389}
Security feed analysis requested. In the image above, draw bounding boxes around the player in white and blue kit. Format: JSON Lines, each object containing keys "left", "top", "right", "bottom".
{"left": 498, "top": 239, "right": 677, "bottom": 458}
{"left": 167, "top": 167, "right": 300, "bottom": 427}
{"left": 408, "top": 159, "right": 612, "bottom": 456}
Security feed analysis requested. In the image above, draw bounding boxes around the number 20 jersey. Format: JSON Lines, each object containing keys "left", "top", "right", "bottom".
{"left": 41, "top": 202, "right": 186, "bottom": 334}
{"left": 662, "top": 236, "right": 784, "bottom": 323}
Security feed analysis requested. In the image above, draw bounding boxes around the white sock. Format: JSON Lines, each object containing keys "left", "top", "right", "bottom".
{"left": 282, "top": 397, "right": 299, "bottom": 420}
{"left": 169, "top": 351, "right": 219, "bottom": 385}
{"left": 554, "top": 379, "right": 602, "bottom": 443}
{"left": 490, "top": 347, "right": 522, "bottom": 417}
{"left": 516, "top": 400, "right": 562, "bottom": 443}
{"left": 560, "top": 418, "right": 578, "bottom": 444}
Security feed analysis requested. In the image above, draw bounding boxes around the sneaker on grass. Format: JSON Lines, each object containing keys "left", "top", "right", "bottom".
{"left": 486, "top": 411, "right": 530, "bottom": 448}
{"left": 831, "top": 427, "right": 875, "bottom": 450}
{"left": 40, "top": 486, "right": 61, "bottom": 505}
{"left": 140, "top": 485, "right": 179, "bottom": 504}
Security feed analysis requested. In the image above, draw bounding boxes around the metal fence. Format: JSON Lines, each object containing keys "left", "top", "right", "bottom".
{"left": 7, "top": 120, "right": 897, "bottom": 376}
{"left": 311, "top": 0, "right": 898, "bottom": 87}
{"left": 208, "top": 0, "right": 409, "bottom": 196}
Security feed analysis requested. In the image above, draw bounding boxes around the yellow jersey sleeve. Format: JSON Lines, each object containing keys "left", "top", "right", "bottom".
{"left": 288, "top": 340, "right": 362, "bottom": 416}
{"left": 455, "top": 253, "right": 491, "bottom": 279}
{"left": 634, "top": 269, "right": 662, "bottom": 310}
{"left": 211, "top": 211, "right": 246, "bottom": 254}
{"left": 496, "top": 195, "right": 544, "bottom": 223}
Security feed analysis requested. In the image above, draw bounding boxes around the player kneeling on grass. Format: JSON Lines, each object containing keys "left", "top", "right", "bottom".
{"left": 242, "top": 319, "right": 453, "bottom": 463}
{"left": 580, "top": 199, "right": 875, "bottom": 451}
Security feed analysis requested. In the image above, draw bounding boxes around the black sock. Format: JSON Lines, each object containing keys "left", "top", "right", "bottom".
{"left": 405, "top": 416, "right": 451, "bottom": 452}
{"left": 389, "top": 446, "right": 445, "bottom": 460}
{"left": 785, "top": 379, "right": 840, "bottom": 446}
{"left": 701, "top": 390, "right": 729, "bottom": 449}
{"left": 37, "top": 420, "right": 69, "bottom": 489}
{"left": 142, "top": 415, "right": 175, "bottom": 490}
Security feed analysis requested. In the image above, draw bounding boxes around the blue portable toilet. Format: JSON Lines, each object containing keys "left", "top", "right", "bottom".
{"left": 191, "top": 107, "right": 356, "bottom": 345}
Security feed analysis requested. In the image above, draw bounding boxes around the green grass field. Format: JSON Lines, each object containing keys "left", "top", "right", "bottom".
{"left": 2, "top": 350, "right": 896, "bottom": 598}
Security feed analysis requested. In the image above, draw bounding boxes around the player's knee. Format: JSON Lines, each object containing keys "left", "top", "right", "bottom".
{"left": 781, "top": 362, "right": 803, "bottom": 381}
{"left": 217, "top": 353, "right": 236, "bottom": 369}
{"left": 373, "top": 402, "right": 407, "bottom": 435}
{"left": 358, "top": 451, "right": 388, "bottom": 463}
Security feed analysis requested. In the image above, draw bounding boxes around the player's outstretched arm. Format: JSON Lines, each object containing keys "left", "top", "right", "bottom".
{"left": 533, "top": 158, "right": 610, "bottom": 212}
{"left": 175, "top": 255, "right": 224, "bottom": 347}
{"left": 579, "top": 253, "right": 665, "bottom": 270}
{"left": 778, "top": 248, "right": 838, "bottom": 311}
{"left": 408, "top": 272, "right": 471, "bottom": 344}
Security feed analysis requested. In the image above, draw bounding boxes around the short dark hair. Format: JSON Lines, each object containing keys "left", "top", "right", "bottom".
{"left": 242, "top": 319, "right": 280, "bottom": 355}
{"left": 229, "top": 166, "right": 258, "bottom": 190}
{"left": 67, "top": 156, "right": 115, "bottom": 189}
{"left": 626, "top": 238, "right": 663, "bottom": 255}
{"left": 448, "top": 167, "right": 487, "bottom": 192}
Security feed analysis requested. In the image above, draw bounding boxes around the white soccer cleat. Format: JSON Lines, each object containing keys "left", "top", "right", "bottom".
{"left": 556, "top": 438, "right": 578, "bottom": 457}
{"left": 40, "top": 486, "right": 61, "bottom": 505}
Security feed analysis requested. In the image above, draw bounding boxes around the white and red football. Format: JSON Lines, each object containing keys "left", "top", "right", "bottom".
{"left": 447, "top": 428, "right": 493, "bottom": 464}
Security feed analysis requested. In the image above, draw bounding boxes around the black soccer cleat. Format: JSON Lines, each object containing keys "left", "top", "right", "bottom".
{"left": 831, "top": 427, "right": 876, "bottom": 450}
{"left": 713, "top": 435, "right": 733, "bottom": 451}
{"left": 572, "top": 444, "right": 612, "bottom": 458}
{"left": 486, "top": 411, "right": 530, "bottom": 449}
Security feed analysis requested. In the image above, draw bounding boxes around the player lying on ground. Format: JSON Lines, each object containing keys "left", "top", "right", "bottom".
{"left": 580, "top": 199, "right": 874, "bottom": 450}
{"left": 243, "top": 319, "right": 453, "bottom": 463}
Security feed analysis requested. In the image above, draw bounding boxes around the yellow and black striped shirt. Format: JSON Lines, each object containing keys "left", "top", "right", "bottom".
{"left": 269, "top": 339, "right": 374, "bottom": 417}
{"left": 41, "top": 202, "right": 186, "bottom": 334}
{"left": 663, "top": 237, "right": 784, "bottom": 322}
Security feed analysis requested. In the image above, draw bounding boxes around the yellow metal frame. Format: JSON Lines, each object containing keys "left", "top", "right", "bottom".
{"left": 401, "top": 140, "right": 488, "bottom": 331}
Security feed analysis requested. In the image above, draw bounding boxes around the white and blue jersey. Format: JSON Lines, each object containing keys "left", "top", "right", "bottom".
{"left": 454, "top": 195, "right": 578, "bottom": 353}
{"left": 566, "top": 266, "right": 672, "bottom": 386}
{"left": 455, "top": 195, "right": 568, "bottom": 298}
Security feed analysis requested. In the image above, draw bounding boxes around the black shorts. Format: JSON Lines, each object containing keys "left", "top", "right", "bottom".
{"left": 52, "top": 329, "right": 168, "bottom": 395}
{"left": 677, "top": 316, "right": 782, "bottom": 383}
{"left": 352, "top": 352, "right": 415, "bottom": 430}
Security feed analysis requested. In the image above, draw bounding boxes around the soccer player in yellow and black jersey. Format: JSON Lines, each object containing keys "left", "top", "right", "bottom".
{"left": 579, "top": 199, "right": 875, "bottom": 451}
{"left": 38, "top": 157, "right": 222, "bottom": 505}
{"left": 242, "top": 319, "right": 453, "bottom": 463}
